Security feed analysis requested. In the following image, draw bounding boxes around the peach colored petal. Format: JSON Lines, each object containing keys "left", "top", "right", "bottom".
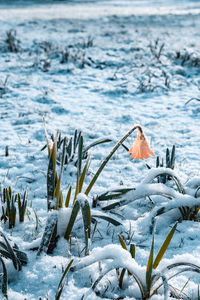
{"left": 129, "top": 131, "right": 155, "bottom": 160}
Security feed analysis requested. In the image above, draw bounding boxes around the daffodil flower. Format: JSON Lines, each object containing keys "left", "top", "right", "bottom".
{"left": 129, "top": 126, "right": 155, "bottom": 160}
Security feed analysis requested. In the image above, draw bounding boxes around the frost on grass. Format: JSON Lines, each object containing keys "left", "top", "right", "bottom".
{"left": 37, "top": 210, "right": 58, "bottom": 256}
{"left": 142, "top": 167, "right": 178, "bottom": 184}
{"left": 71, "top": 244, "right": 146, "bottom": 283}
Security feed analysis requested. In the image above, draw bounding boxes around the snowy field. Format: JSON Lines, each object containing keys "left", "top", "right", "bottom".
{"left": 0, "top": 0, "right": 200, "bottom": 299}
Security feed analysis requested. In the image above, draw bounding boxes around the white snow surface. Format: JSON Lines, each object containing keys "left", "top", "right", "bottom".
{"left": 0, "top": 0, "right": 200, "bottom": 299}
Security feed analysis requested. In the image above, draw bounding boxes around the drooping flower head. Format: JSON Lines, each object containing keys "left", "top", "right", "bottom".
{"left": 129, "top": 126, "right": 155, "bottom": 160}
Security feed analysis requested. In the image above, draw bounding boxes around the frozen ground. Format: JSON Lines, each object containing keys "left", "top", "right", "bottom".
{"left": 0, "top": 0, "right": 200, "bottom": 299}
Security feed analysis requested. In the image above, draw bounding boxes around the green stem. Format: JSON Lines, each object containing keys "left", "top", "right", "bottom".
{"left": 85, "top": 125, "right": 141, "bottom": 196}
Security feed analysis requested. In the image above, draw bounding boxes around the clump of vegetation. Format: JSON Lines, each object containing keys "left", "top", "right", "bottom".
{"left": 175, "top": 49, "right": 200, "bottom": 67}
{"left": 94, "top": 161, "right": 200, "bottom": 232}
{"left": 59, "top": 222, "right": 200, "bottom": 300}
{"left": 149, "top": 38, "right": 165, "bottom": 61}
{"left": 38, "top": 129, "right": 122, "bottom": 256}
{"left": 2, "top": 121, "right": 200, "bottom": 299}
{"left": 0, "top": 231, "right": 28, "bottom": 298}
{"left": 0, "top": 76, "right": 9, "bottom": 98}
{"left": 38, "top": 124, "right": 200, "bottom": 260}
{"left": 42, "top": 120, "right": 111, "bottom": 168}
{"left": 5, "top": 29, "right": 21, "bottom": 53}
{"left": 38, "top": 125, "right": 145, "bottom": 256}
{"left": 146, "top": 145, "right": 176, "bottom": 184}
{"left": 0, "top": 186, "right": 27, "bottom": 229}
{"left": 60, "top": 36, "right": 94, "bottom": 67}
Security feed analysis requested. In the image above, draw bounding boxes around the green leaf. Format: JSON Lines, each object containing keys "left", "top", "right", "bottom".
{"left": 118, "top": 234, "right": 127, "bottom": 250}
{"left": 170, "top": 145, "right": 176, "bottom": 169}
{"left": 55, "top": 259, "right": 74, "bottom": 300}
{"left": 65, "top": 186, "right": 72, "bottom": 208}
{"left": 146, "top": 232, "right": 154, "bottom": 292}
{"left": 130, "top": 243, "right": 135, "bottom": 259}
{"left": 0, "top": 249, "right": 13, "bottom": 260}
{"left": 74, "top": 175, "right": 80, "bottom": 203}
{"left": 47, "top": 131, "right": 58, "bottom": 210}
{"left": 83, "top": 138, "right": 112, "bottom": 153}
{"left": 102, "top": 199, "right": 126, "bottom": 211}
{"left": 81, "top": 199, "right": 91, "bottom": 255}
{"left": 37, "top": 212, "right": 58, "bottom": 256}
{"left": 73, "top": 129, "right": 78, "bottom": 153}
{"left": 146, "top": 164, "right": 151, "bottom": 170}
{"left": 119, "top": 268, "right": 126, "bottom": 289}
{"left": 156, "top": 156, "right": 160, "bottom": 168}
{"left": 67, "top": 137, "right": 72, "bottom": 157}
{"left": 0, "top": 256, "right": 8, "bottom": 299}
{"left": 166, "top": 148, "right": 170, "bottom": 168}
{"left": 97, "top": 188, "right": 135, "bottom": 201}
{"left": 79, "top": 157, "right": 90, "bottom": 193}
{"left": 78, "top": 135, "right": 83, "bottom": 176}
{"left": 73, "top": 136, "right": 84, "bottom": 202}
{"left": 18, "top": 193, "right": 27, "bottom": 223}
{"left": 75, "top": 131, "right": 82, "bottom": 153}
{"left": 92, "top": 214, "right": 122, "bottom": 226}
{"left": 0, "top": 231, "right": 21, "bottom": 271}
{"left": 195, "top": 186, "right": 200, "bottom": 198}
{"left": 0, "top": 241, "right": 8, "bottom": 252}
{"left": 13, "top": 248, "right": 28, "bottom": 266}
{"left": 153, "top": 222, "right": 177, "bottom": 269}
{"left": 121, "top": 143, "right": 129, "bottom": 152}
{"left": 64, "top": 201, "right": 80, "bottom": 240}
{"left": 54, "top": 137, "right": 66, "bottom": 210}
{"left": 60, "top": 137, "right": 66, "bottom": 173}
{"left": 54, "top": 175, "right": 61, "bottom": 209}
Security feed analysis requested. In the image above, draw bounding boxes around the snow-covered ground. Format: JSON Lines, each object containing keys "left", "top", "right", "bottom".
{"left": 0, "top": 0, "right": 200, "bottom": 299}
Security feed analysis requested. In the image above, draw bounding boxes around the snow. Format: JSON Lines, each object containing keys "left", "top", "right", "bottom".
{"left": 142, "top": 167, "right": 178, "bottom": 184}
{"left": 0, "top": 0, "right": 200, "bottom": 299}
{"left": 57, "top": 207, "right": 72, "bottom": 237}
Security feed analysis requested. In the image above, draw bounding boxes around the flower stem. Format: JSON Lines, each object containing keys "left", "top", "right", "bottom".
{"left": 85, "top": 125, "right": 141, "bottom": 196}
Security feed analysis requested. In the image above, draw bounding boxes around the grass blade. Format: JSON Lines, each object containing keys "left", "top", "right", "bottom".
{"left": 130, "top": 243, "right": 136, "bottom": 259}
{"left": 119, "top": 268, "right": 126, "bottom": 289}
{"left": 79, "top": 157, "right": 90, "bottom": 193}
{"left": 47, "top": 130, "right": 59, "bottom": 210}
{"left": 54, "top": 135, "right": 66, "bottom": 209}
{"left": 67, "top": 137, "right": 72, "bottom": 158}
{"left": 166, "top": 148, "right": 170, "bottom": 168}
{"left": 37, "top": 212, "right": 58, "bottom": 256}
{"left": 171, "top": 145, "right": 175, "bottom": 169}
{"left": 146, "top": 232, "right": 154, "bottom": 292}
{"left": 55, "top": 259, "right": 74, "bottom": 300}
{"left": 74, "top": 175, "right": 79, "bottom": 203}
{"left": 97, "top": 188, "right": 135, "bottom": 201}
{"left": 83, "top": 138, "right": 112, "bottom": 153}
{"left": 0, "top": 231, "right": 21, "bottom": 271}
{"left": 74, "top": 136, "right": 84, "bottom": 202}
{"left": 73, "top": 129, "right": 78, "bottom": 154}
{"left": 64, "top": 200, "right": 80, "bottom": 240}
{"left": 92, "top": 214, "right": 122, "bottom": 226}
{"left": 78, "top": 135, "right": 83, "bottom": 176}
{"left": 153, "top": 222, "right": 177, "bottom": 269}
{"left": 0, "top": 256, "right": 8, "bottom": 299}
{"left": 118, "top": 234, "right": 127, "bottom": 250}
{"left": 102, "top": 199, "right": 126, "bottom": 211}
{"left": 65, "top": 186, "right": 72, "bottom": 208}
{"left": 81, "top": 199, "right": 91, "bottom": 255}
